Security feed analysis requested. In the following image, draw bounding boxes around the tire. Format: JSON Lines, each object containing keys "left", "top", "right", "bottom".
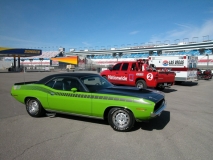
{"left": 26, "top": 98, "right": 45, "bottom": 117}
{"left": 108, "top": 108, "right": 135, "bottom": 132}
{"left": 156, "top": 86, "right": 165, "bottom": 91}
{"left": 136, "top": 80, "right": 147, "bottom": 89}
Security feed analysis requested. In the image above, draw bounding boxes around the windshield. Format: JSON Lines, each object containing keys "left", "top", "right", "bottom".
{"left": 80, "top": 75, "right": 113, "bottom": 92}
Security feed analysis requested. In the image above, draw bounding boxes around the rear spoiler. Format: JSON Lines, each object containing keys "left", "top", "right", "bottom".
{"left": 14, "top": 81, "right": 38, "bottom": 85}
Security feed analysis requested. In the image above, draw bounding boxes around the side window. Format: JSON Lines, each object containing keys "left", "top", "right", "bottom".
{"left": 83, "top": 77, "right": 101, "bottom": 85}
{"left": 45, "top": 77, "right": 84, "bottom": 91}
{"left": 121, "top": 63, "right": 129, "bottom": 71}
{"left": 112, "top": 63, "right": 122, "bottom": 71}
{"left": 131, "top": 63, "right": 137, "bottom": 71}
{"left": 189, "top": 63, "right": 193, "bottom": 68}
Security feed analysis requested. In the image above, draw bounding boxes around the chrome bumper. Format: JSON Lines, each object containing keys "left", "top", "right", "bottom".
{"left": 151, "top": 100, "right": 166, "bottom": 117}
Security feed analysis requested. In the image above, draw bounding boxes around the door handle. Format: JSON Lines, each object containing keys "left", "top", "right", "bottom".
{"left": 50, "top": 92, "right": 55, "bottom": 95}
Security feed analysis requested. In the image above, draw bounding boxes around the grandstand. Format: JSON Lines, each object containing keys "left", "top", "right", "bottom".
{"left": 82, "top": 49, "right": 212, "bottom": 67}
{"left": 1, "top": 39, "right": 213, "bottom": 71}
{"left": 67, "top": 40, "right": 213, "bottom": 70}
{"left": 86, "top": 49, "right": 213, "bottom": 69}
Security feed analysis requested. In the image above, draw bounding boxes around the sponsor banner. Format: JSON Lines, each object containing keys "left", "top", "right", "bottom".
{"left": 51, "top": 56, "right": 78, "bottom": 65}
{"left": 51, "top": 60, "right": 59, "bottom": 66}
{"left": 21, "top": 60, "right": 50, "bottom": 65}
{"left": 108, "top": 75, "right": 127, "bottom": 81}
{"left": 163, "top": 60, "right": 184, "bottom": 66}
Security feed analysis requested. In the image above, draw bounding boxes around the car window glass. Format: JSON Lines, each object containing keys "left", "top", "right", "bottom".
{"left": 45, "top": 77, "right": 84, "bottom": 91}
{"left": 81, "top": 75, "right": 113, "bottom": 92}
{"left": 121, "top": 63, "right": 129, "bottom": 71}
{"left": 112, "top": 63, "right": 121, "bottom": 71}
{"left": 131, "top": 63, "right": 137, "bottom": 71}
{"left": 83, "top": 76, "right": 102, "bottom": 85}
{"left": 189, "top": 63, "right": 192, "bottom": 68}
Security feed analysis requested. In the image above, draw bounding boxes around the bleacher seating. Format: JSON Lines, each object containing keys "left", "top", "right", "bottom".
{"left": 88, "top": 50, "right": 213, "bottom": 64}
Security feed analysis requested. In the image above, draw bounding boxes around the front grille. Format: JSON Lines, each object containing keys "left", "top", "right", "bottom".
{"left": 154, "top": 99, "right": 164, "bottom": 112}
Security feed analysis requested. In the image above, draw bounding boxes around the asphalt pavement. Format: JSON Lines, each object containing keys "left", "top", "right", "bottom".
{"left": 0, "top": 71, "right": 212, "bottom": 160}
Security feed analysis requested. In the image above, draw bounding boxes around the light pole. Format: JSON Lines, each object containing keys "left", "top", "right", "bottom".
{"left": 156, "top": 41, "right": 161, "bottom": 46}
{"left": 21, "top": 59, "right": 25, "bottom": 72}
{"left": 203, "top": 35, "right": 209, "bottom": 42}
{"left": 192, "top": 37, "right": 198, "bottom": 43}
{"left": 206, "top": 54, "right": 209, "bottom": 69}
{"left": 183, "top": 38, "right": 189, "bottom": 44}
{"left": 175, "top": 39, "right": 180, "bottom": 44}
{"left": 39, "top": 58, "right": 44, "bottom": 71}
{"left": 29, "top": 59, "right": 33, "bottom": 68}
{"left": 164, "top": 40, "right": 170, "bottom": 45}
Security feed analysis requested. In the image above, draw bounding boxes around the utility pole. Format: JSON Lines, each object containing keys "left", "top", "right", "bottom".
{"left": 206, "top": 54, "right": 209, "bottom": 69}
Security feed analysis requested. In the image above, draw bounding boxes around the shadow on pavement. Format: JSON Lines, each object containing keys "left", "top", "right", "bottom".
{"left": 48, "top": 111, "right": 170, "bottom": 132}
{"left": 175, "top": 81, "right": 198, "bottom": 87}
{"left": 55, "top": 113, "right": 108, "bottom": 125}
{"left": 131, "top": 111, "right": 170, "bottom": 132}
{"left": 162, "top": 88, "right": 177, "bottom": 93}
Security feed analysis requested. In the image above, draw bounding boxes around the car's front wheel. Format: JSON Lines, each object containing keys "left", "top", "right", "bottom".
{"left": 108, "top": 108, "right": 135, "bottom": 132}
{"left": 136, "top": 80, "right": 147, "bottom": 89}
{"left": 26, "top": 98, "right": 45, "bottom": 117}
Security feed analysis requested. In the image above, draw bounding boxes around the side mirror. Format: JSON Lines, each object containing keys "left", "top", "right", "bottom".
{"left": 71, "top": 88, "right": 77, "bottom": 92}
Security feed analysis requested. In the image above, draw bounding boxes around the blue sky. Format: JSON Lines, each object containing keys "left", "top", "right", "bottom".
{"left": 0, "top": 0, "right": 213, "bottom": 52}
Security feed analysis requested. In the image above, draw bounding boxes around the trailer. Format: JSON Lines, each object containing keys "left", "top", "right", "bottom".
{"left": 149, "top": 55, "right": 198, "bottom": 83}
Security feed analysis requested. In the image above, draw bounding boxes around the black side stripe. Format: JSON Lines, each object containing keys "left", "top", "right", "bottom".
{"left": 21, "top": 86, "right": 149, "bottom": 104}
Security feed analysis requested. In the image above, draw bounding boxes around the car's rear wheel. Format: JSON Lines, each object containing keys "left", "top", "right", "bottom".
{"left": 136, "top": 80, "right": 147, "bottom": 89}
{"left": 156, "top": 86, "right": 165, "bottom": 91}
{"left": 26, "top": 98, "right": 45, "bottom": 117}
{"left": 108, "top": 108, "right": 135, "bottom": 132}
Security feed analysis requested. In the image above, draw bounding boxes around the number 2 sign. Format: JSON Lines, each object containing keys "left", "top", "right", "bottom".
{"left": 147, "top": 73, "right": 153, "bottom": 81}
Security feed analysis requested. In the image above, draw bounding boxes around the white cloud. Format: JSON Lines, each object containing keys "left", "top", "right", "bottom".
{"left": 82, "top": 41, "right": 91, "bottom": 46}
{"left": 150, "top": 19, "right": 213, "bottom": 43}
{"left": 129, "top": 31, "right": 140, "bottom": 35}
{"left": 174, "top": 23, "right": 191, "bottom": 29}
{"left": 0, "top": 35, "right": 33, "bottom": 43}
{"left": 0, "top": 35, "right": 53, "bottom": 47}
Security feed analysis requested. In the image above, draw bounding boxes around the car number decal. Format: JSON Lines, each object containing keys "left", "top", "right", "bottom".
{"left": 147, "top": 73, "right": 153, "bottom": 81}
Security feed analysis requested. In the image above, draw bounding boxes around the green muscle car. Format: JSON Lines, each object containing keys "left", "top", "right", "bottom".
{"left": 11, "top": 73, "right": 166, "bottom": 132}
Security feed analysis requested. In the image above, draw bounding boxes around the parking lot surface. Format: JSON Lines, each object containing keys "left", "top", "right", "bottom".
{"left": 0, "top": 71, "right": 212, "bottom": 160}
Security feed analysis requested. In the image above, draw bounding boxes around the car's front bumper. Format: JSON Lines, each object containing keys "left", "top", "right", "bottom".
{"left": 151, "top": 100, "right": 166, "bottom": 117}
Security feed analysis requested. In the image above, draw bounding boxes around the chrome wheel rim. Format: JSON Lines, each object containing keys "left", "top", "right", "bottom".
{"left": 112, "top": 110, "right": 130, "bottom": 129}
{"left": 137, "top": 83, "right": 143, "bottom": 89}
{"left": 28, "top": 100, "right": 39, "bottom": 115}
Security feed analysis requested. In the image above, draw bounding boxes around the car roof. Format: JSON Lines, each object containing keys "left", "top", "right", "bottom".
{"left": 37, "top": 72, "right": 99, "bottom": 84}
